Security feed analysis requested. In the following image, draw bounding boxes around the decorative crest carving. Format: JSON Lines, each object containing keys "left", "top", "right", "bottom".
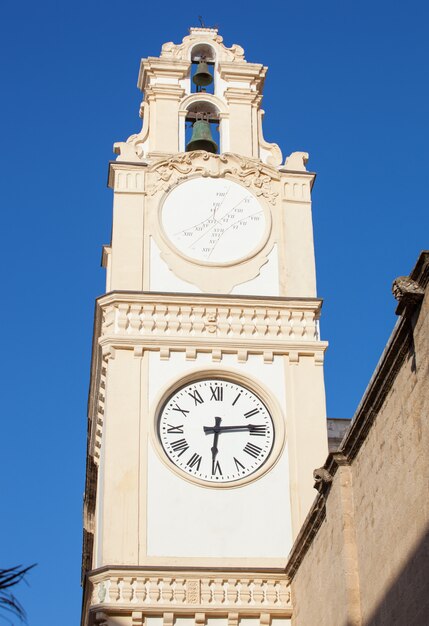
{"left": 160, "top": 29, "right": 245, "bottom": 63}
{"left": 147, "top": 152, "right": 279, "bottom": 204}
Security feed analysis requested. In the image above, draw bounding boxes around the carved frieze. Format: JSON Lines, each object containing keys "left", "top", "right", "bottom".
{"left": 89, "top": 571, "right": 291, "bottom": 615}
{"left": 99, "top": 293, "right": 322, "bottom": 347}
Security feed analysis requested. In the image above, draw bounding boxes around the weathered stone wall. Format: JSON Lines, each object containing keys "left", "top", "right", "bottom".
{"left": 286, "top": 252, "right": 429, "bottom": 626}
{"left": 289, "top": 468, "right": 354, "bottom": 626}
{"left": 352, "top": 286, "right": 429, "bottom": 625}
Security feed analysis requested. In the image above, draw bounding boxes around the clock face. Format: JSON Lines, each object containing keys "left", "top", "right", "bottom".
{"left": 160, "top": 177, "right": 267, "bottom": 264}
{"left": 158, "top": 378, "right": 275, "bottom": 484}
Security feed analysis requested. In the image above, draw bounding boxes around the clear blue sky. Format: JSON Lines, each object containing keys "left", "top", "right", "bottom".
{"left": 1, "top": 1, "right": 428, "bottom": 624}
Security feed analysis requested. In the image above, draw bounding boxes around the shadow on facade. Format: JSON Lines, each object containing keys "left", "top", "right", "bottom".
{"left": 363, "top": 524, "right": 429, "bottom": 626}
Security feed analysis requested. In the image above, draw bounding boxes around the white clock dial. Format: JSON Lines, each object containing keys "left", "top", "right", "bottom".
{"left": 160, "top": 177, "right": 267, "bottom": 264}
{"left": 158, "top": 378, "right": 275, "bottom": 484}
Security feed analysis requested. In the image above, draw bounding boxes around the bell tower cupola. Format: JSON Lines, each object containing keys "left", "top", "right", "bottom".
{"left": 114, "top": 27, "right": 282, "bottom": 164}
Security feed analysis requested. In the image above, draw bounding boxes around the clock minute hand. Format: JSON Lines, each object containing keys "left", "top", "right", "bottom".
{"left": 204, "top": 424, "right": 258, "bottom": 435}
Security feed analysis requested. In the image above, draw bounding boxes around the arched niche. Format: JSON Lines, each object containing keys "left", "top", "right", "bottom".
{"left": 189, "top": 43, "right": 216, "bottom": 95}
{"left": 179, "top": 94, "right": 229, "bottom": 154}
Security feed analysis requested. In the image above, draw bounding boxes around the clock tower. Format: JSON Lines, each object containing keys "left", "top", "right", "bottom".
{"left": 82, "top": 28, "right": 328, "bottom": 626}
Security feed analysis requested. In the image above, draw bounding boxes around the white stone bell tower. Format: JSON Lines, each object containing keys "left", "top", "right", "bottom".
{"left": 81, "top": 27, "right": 328, "bottom": 626}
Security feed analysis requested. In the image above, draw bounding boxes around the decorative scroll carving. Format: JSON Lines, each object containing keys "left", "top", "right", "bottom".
{"left": 89, "top": 572, "right": 291, "bottom": 612}
{"left": 147, "top": 152, "right": 279, "bottom": 204}
{"left": 114, "top": 101, "right": 150, "bottom": 163}
{"left": 258, "top": 109, "right": 282, "bottom": 167}
{"left": 160, "top": 28, "right": 245, "bottom": 63}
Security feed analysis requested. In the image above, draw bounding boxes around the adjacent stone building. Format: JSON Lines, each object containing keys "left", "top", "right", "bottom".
{"left": 286, "top": 251, "right": 429, "bottom": 625}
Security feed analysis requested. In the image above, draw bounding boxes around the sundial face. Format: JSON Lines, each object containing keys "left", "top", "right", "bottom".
{"left": 160, "top": 177, "right": 267, "bottom": 264}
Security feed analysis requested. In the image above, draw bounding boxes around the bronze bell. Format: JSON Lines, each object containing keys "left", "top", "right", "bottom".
{"left": 192, "top": 60, "right": 213, "bottom": 87}
{"left": 186, "top": 119, "right": 218, "bottom": 153}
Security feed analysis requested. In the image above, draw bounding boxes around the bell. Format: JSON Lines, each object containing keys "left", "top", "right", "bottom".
{"left": 186, "top": 119, "right": 218, "bottom": 154}
{"left": 192, "top": 60, "right": 213, "bottom": 87}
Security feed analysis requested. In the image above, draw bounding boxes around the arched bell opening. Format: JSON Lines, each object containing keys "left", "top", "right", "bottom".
{"left": 185, "top": 100, "right": 220, "bottom": 154}
{"left": 190, "top": 43, "right": 216, "bottom": 95}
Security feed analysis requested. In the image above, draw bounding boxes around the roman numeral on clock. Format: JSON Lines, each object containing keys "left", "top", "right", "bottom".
{"left": 244, "top": 408, "right": 260, "bottom": 419}
{"left": 172, "top": 404, "right": 189, "bottom": 417}
{"left": 170, "top": 438, "right": 189, "bottom": 456}
{"left": 233, "top": 457, "right": 245, "bottom": 471}
{"left": 249, "top": 425, "right": 266, "bottom": 436}
{"left": 210, "top": 385, "right": 223, "bottom": 401}
{"left": 166, "top": 424, "right": 184, "bottom": 434}
{"left": 187, "top": 453, "right": 202, "bottom": 471}
{"left": 243, "top": 442, "right": 262, "bottom": 458}
{"left": 188, "top": 389, "right": 204, "bottom": 405}
{"left": 232, "top": 393, "right": 242, "bottom": 406}
{"left": 212, "top": 460, "right": 222, "bottom": 476}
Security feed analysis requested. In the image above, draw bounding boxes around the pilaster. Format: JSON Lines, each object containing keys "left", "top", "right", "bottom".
{"left": 284, "top": 351, "right": 328, "bottom": 535}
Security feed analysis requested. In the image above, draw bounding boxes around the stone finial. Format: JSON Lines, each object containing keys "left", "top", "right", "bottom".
{"left": 284, "top": 151, "right": 309, "bottom": 171}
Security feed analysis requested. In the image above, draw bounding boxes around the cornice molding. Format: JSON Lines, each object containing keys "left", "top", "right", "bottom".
{"left": 218, "top": 62, "right": 267, "bottom": 91}
{"left": 145, "top": 85, "right": 186, "bottom": 101}
{"left": 138, "top": 58, "right": 190, "bottom": 90}
{"left": 224, "top": 88, "right": 261, "bottom": 105}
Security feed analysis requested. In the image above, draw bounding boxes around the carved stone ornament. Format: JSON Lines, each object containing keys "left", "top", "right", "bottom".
{"left": 113, "top": 101, "right": 150, "bottom": 163}
{"left": 258, "top": 109, "right": 282, "bottom": 167}
{"left": 147, "top": 152, "right": 279, "bottom": 293}
{"left": 313, "top": 467, "right": 333, "bottom": 486}
{"left": 160, "top": 28, "right": 245, "bottom": 64}
{"left": 148, "top": 151, "right": 279, "bottom": 204}
{"left": 392, "top": 276, "right": 424, "bottom": 303}
{"left": 89, "top": 570, "right": 292, "bottom": 614}
{"left": 284, "top": 152, "right": 309, "bottom": 172}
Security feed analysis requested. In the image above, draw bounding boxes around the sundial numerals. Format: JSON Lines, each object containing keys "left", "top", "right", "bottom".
{"left": 161, "top": 177, "right": 267, "bottom": 264}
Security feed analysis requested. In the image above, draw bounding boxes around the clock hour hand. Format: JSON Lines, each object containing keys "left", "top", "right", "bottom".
{"left": 211, "top": 417, "right": 222, "bottom": 473}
